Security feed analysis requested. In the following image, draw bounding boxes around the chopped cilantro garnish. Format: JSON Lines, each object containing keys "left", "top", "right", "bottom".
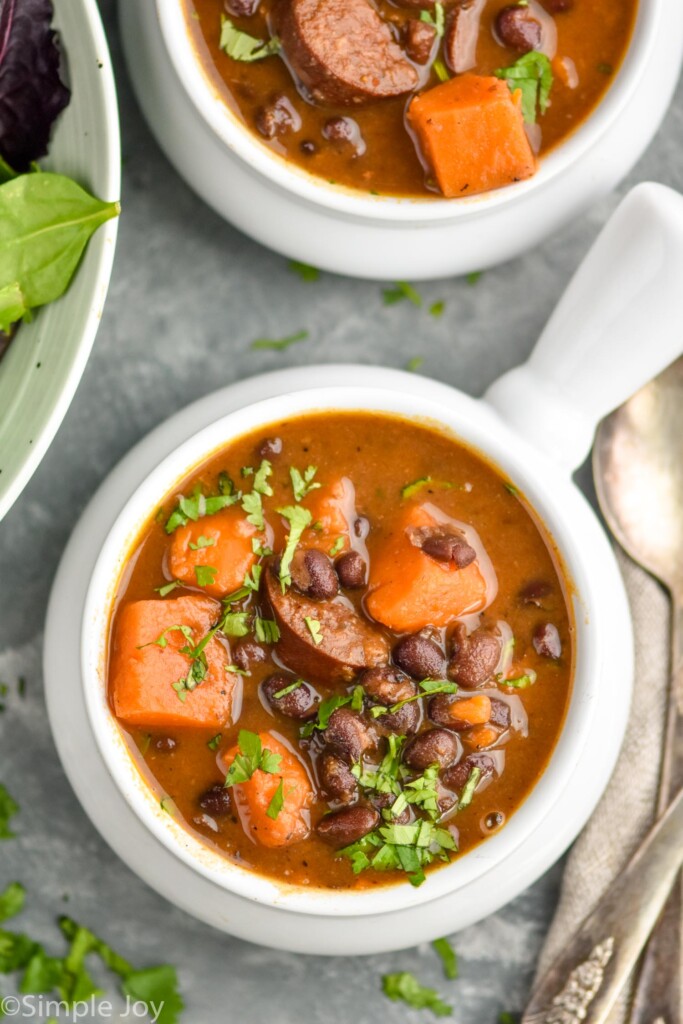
{"left": 352, "top": 734, "right": 404, "bottom": 796}
{"left": 154, "top": 580, "right": 184, "bottom": 597}
{"left": 138, "top": 624, "right": 194, "bottom": 651}
{"left": 300, "top": 693, "right": 354, "bottom": 737}
{"left": 165, "top": 476, "right": 238, "bottom": 534}
{"left": 253, "top": 459, "right": 274, "bottom": 496}
{"left": 277, "top": 504, "right": 312, "bottom": 589}
{"left": 273, "top": 679, "right": 303, "bottom": 699}
{"left": 419, "top": 2, "right": 445, "bottom": 36}
{"left": 265, "top": 778, "right": 285, "bottom": 820}
{"left": 219, "top": 14, "right": 280, "bottom": 61}
{"left": 433, "top": 58, "right": 450, "bottom": 82}
{"left": 194, "top": 565, "right": 218, "bottom": 588}
{"left": 304, "top": 617, "right": 323, "bottom": 646}
{"left": 243, "top": 564, "right": 263, "bottom": 592}
{"left": 219, "top": 611, "right": 251, "bottom": 637}
{"left": 403, "top": 764, "right": 441, "bottom": 819}
{"left": 251, "top": 329, "right": 309, "bottom": 351}
{"left": 457, "top": 766, "right": 482, "bottom": 810}
{"left": 241, "top": 490, "right": 265, "bottom": 531}
{"left": 207, "top": 733, "right": 222, "bottom": 751}
{"left": 226, "top": 664, "right": 248, "bottom": 675}
{"left": 252, "top": 538, "right": 274, "bottom": 556}
{"left": 290, "top": 465, "right": 321, "bottom": 501}
{"left": 382, "top": 972, "right": 452, "bottom": 1017}
{"left": 494, "top": 51, "right": 553, "bottom": 124}
{"left": 188, "top": 535, "right": 216, "bottom": 551}
{"left": 383, "top": 281, "right": 422, "bottom": 307}
{"left": 160, "top": 796, "right": 176, "bottom": 815}
{"left": 328, "top": 536, "right": 345, "bottom": 557}
{"left": 501, "top": 671, "right": 536, "bottom": 689}
{"left": 432, "top": 937, "right": 458, "bottom": 980}
{"left": 289, "top": 260, "right": 320, "bottom": 282}
{"left": 254, "top": 616, "right": 280, "bottom": 644}
{"left": 401, "top": 476, "right": 455, "bottom": 499}
{"left": 224, "top": 730, "right": 282, "bottom": 786}
{"left": 504, "top": 482, "right": 519, "bottom": 496}
{"left": 405, "top": 356, "right": 424, "bottom": 372}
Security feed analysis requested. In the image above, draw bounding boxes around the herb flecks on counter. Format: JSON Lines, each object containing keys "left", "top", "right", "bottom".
{"left": 382, "top": 971, "right": 453, "bottom": 1016}
{"left": 383, "top": 281, "right": 423, "bottom": 308}
{"left": 0, "top": 782, "right": 19, "bottom": 839}
{"left": 432, "top": 937, "right": 458, "bottom": 980}
{"left": 250, "top": 329, "right": 309, "bottom": 351}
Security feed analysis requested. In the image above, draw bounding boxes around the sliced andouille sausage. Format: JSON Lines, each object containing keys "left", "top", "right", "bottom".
{"left": 264, "top": 565, "right": 390, "bottom": 684}
{"left": 111, "top": 595, "right": 235, "bottom": 729}
{"left": 276, "top": 0, "right": 419, "bottom": 106}
{"left": 444, "top": 0, "right": 487, "bottom": 74}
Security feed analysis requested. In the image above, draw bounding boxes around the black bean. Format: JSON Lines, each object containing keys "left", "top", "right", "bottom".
{"left": 290, "top": 548, "right": 339, "bottom": 600}
{"left": 421, "top": 533, "right": 477, "bottom": 568}
{"left": 518, "top": 579, "right": 553, "bottom": 606}
{"left": 233, "top": 640, "right": 268, "bottom": 673}
{"left": 361, "top": 666, "right": 415, "bottom": 706}
{"left": 319, "top": 749, "right": 358, "bottom": 803}
{"left": 404, "top": 19, "right": 437, "bottom": 64}
{"left": 317, "top": 805, "right": 379, "bottom": 847}
{"left": 489, "top": 698, "right": 512, "bottom": 729}
{"left": 443, "top": 753, "right": 496, "bottom": 791}
{"left": 262, "top": 674, "right": 318, "bottom": 719}
{"left": 255, "top": 95, "right": 302, "bottom": 139}
{"left": 198, "top": 783, "right": 231, "bottom": 816}
{"left": 154, "top": 736, "right": 177, "bottom": 753}
{"left": 533, "top": 622, "right": 562, "bottom": 659}
{"left": 403, "top": 728, "right": 460, "bottom": 771}
{"left": 393, "top": 633, "right": 444, "bottom": 680}
{"left": 447, "top": 624, "right": 501, "bottom": 688}
{"left": 225, "top": 0, "right": 258, "bottom": 15}
{"left": 495, "top": 5, "right": 542, "bottom": 52}
{"left": 336, "top": 549, "right": 367, "bottom": 589}
{"left": 257, "top": 437, "right": 282, "bottom": 459}
{"left": 323, "top": 707, "right": 376, "bottom": 762}
{"left": 374, "top": 699, "right": 421, "bottom": 736}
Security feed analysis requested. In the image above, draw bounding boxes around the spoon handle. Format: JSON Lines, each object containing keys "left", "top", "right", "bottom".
{"left": 627, "top": 595, "right": 683, "bottom": 1024}
{"left": 522, "top": 786, "right": 683, "bottom": 1024}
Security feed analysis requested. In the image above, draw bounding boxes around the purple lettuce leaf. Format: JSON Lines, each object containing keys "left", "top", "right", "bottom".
{"left": 0, "top": 0, "right": 71, "bottom": 172}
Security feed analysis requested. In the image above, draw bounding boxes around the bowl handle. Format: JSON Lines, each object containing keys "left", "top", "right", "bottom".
{"left": 484, "top": 183, "right": 683, "bottom": 472}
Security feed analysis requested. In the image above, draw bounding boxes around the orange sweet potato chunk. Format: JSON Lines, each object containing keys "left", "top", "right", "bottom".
{"left": 303, "top": 478, "right": 355, "bottom": 555}
{"left": 111, "top": 595, "right": 234, "bottom": 729}
{"left": 407, "top": 75, "right": 536, "bottom": 198}
{"left": 366, "top": 504, "right": 488, "bottom": 632}
{"left": 168, "top": 506, "right": 258, "bottom": 597}
{"left": 224, "top": 733, "right": 313, "bottom": 848}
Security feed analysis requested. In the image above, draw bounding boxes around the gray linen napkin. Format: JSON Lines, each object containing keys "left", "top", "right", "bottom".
{"left": 535, "top": 548, "right": 675, "bottom": 1023}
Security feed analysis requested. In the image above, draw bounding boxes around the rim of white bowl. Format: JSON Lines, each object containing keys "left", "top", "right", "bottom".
{"left": 82, "top": 384, "right": 605, "bottom": 918}
{"left": 155, "top": 0, "right": 659, "bottom": 223}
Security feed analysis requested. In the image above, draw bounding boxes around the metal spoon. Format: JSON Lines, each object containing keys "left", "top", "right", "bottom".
{"left": 523, "top": 357, "right": 683, "bottom": 1024}
{"left": 593, "top": 356, "right": 683, "bottom": 1024}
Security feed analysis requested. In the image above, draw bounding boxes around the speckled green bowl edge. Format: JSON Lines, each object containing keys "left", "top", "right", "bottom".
{"left": 0, "top": 0, "right": 121, "bottom": 520}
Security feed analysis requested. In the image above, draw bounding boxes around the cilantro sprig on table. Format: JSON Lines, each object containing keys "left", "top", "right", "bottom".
{"left": 0, "top": 782, "right": 19, "bottom": 839}
{"left": 0, "top": 883, "right": 183, "bottom": 1022}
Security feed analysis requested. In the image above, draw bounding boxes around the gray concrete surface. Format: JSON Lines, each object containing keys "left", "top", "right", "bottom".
{"left": 1, "top": 2, "right": 681, "bottom": 1020}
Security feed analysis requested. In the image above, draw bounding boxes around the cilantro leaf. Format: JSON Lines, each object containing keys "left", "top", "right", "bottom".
{"left": 122, "top": 965, "right": 184, "bottom": 1024}
{"left": 253, "top": 459, "right": 273, "bottom": 496}
{"left": 273, "top": 680, "right": 302, "bottom": 699}
{"left": 265, "top": 778, "right": 285, "bottom": 820}
{"left": 194, "top": 565, "right": 218, "bottom": 588}
{"left": 165, "top": 479, "right": 239, "bottom": 534}
{"left": 328, "top": 536, "right": 345, "bottom": 557}
{"left": 382, "top": 971, "right": 452, "bottom": 1017}
{"left": 277, "top": 504, "right": 312, "bottom": 589}
{"left": 0, "top": 782, "right": 19, "bottom": 839}
{"left": 494, "top": 51, "right": 553, "bottom": 124}
{"left": 419, "top": 2, "right": 445, "bottom": 36}
{"left": 254, "top": 617, "right": 280, "bottom": 644}
{"left": 251, "top": 329, "right": 309, "bottom": 351}
{"left": 405, "top": 356, "right": 424, "bottom": 372}
{"left": 289, "top": 260, "right": 320, "bottom": 282}
{"left": 300, "top": 693, "right": 354, "bottom": 737}
{"left": 207, "top": 733, "right": 222, "bottom": 751}
{"left": 401, "top": 476, "right": 455, "bottom": 499}
{"left": 241, "top": 490, "right": 264, "bottom": 531}
{"left": 0, "top": 882, "right": 25, "bottom": 923}
{"left": 383, "top": 281, "right": 422, "bottom": 307}
{"left": 154, "top": 580, "right": 184, "bottom": 597}
{"left": 429, "top": 301, "right": 445, "bottom": 318}
{"left": 457, "top": 766, "right": 482, "bottom": 809}
{"left": 432, "top": 937, "right": 458, "bottom": 980}
{"left": 224, "top": 730, "right": 282, "bottom": 787}
{"left": 219, "top": 15, "right": 280, "bottom": 61}
{"left": 304, "top": 616, "right": 323, "bottom": 646}
{"left": 500, "top": 671, "right": 536, "bottom": 689}
{"left": 369, "top": 678, "right": 457, "bottom": 718}
{"left": 188, "top": 535, "right": 216, "bottom": 551}
{"left": 290, "top": 465, "right": 321, "bottom": 501}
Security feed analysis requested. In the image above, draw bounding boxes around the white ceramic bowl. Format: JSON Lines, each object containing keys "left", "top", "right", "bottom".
{"left": 0, "top": 0, "right": 120, "bottom": 519}
{"left": 75, "top": 185, "right": 683, "bottom": 953}
{"left": 118, "top": 0, "right": 683, "bottom": 279}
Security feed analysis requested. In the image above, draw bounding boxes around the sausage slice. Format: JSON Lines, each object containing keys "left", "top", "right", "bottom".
{"left": 264, "top": 565, "right": 390, "bottom": 684}
{"left": 276, "top": 0, "right": 419, "bottom": 106}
